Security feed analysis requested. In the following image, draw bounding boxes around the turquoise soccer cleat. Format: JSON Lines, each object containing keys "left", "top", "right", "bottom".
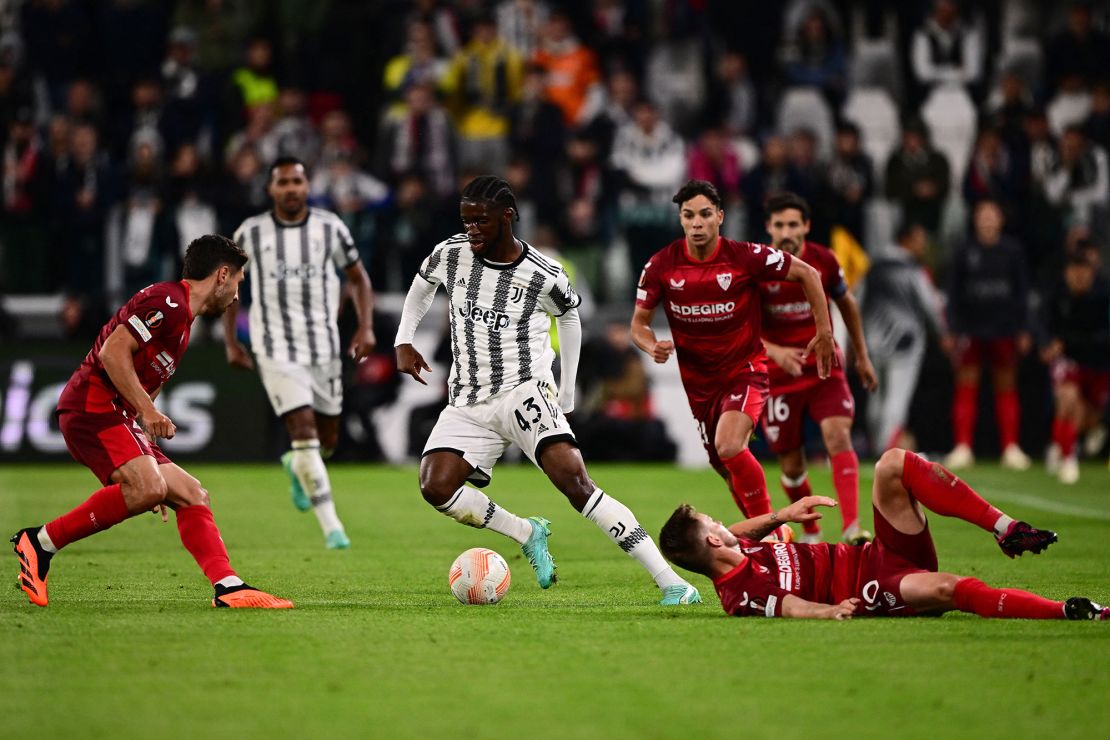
{"left": 660, "top": 583, "right": 702, "bottom": 606}
{"left": 325, "top": 529, "right": 350, "bottom": 550}
{"left": 521, "top": 517, "right": 557, "bottom": 589}
{"left": 280, "top": 451, "right": 311, "bottom": 512}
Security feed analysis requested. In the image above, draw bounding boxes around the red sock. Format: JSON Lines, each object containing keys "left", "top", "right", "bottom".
{"left": 1055, "top": 417, "right": 1078, "bottom": 458}
{"left": 781, "top": 472, "right": 819, "bottom": 535}
{"left": 176, "top": 505, "right": 236, "bottom": 585}
{"left": 952, "top": 383, "right": 978, "bottom": 447}
{"left": 953, "top": 577, "right": 1065, "bottom": 619}
{"left": 830, "top": 450, "right": 860, "bottom": 532}
{"left": 901, "top": 451, "right": 1004, "bottom": 533}
{"left": 995, "top": 389, "right": 1020, "bottom": 449}
{"left": 721, "top": 449, "right": 772, "bottom": 518}
{"left": 44, "top": 483, "right": 132, "bottom": 550}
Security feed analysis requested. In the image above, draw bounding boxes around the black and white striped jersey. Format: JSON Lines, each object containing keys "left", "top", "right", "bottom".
{"left": 233, "top": 208, "right": 360, "bottom": 365}
{"left": 419, "top": 234, "right": 581, "bottom": 407}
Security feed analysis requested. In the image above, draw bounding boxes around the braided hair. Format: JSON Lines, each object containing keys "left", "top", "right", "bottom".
{"left": 460, "top": 175, "right": 519, "bottom": 221}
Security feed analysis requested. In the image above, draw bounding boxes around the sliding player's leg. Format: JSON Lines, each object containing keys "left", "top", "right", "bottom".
{"left": 898, "top": 571, "right": 1106, "bottom": 620}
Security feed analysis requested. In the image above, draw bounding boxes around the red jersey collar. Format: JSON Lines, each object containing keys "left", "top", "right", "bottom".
{"left": 712, "top": 553, "right": 750, "bottom": 587}
{"left": 683, "top": 236, "right": 722, "bottom": 263}
{"left": 179, "top": 280, "right": 194, "bottom": 323}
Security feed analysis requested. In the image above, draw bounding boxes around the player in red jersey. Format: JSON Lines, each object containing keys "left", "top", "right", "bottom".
{"left": 631, "top": 180, "right": 835, "bottom": 533}
{"left": 758, "top": 192, "right": 878, "bottom": 545}
{"left": 658, "top": 449, "right": 1109, "bottom": 621}
{"left": 11, "top": 235, "right": 293, "bottom": 609}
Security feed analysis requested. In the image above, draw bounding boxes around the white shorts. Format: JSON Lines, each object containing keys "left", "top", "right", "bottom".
{"left": 256, "top": 356, "right": 343, "bottom": 417}
{"left": 422, "top": 378, "right": 576, "bottom": 487}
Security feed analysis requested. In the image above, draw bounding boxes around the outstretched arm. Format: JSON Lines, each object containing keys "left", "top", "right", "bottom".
{"left": 630, "top": 305, "right": 674, "bottom": 364}
{"left": 344, "top": 261, "right": 376, "bottom": 360}
{"left": 100, "top": 325, "right": 176, "bottom": 439}
{"left": 394, "top": 276, "right": 438, "bottom": 385}
{"left": 728, "top": 495, "right": 838, "bottom": 540}
{"left": 785, "top": 259, "right": 835, "bottom": 378}
{"left": 833, "top": 291, "right": 878, "bottom": 391}
{"left": 555, "top": 307, "right": 581, "bottom": 413}
{"left": 781, "top": 595, "right": 859, "bottom": 619}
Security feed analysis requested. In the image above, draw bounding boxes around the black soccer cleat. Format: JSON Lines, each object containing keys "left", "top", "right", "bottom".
{"left": 996, "top": 521, "right": 1058, "bottom": 559}
{"left": 11, "top": 527, "right": 52, "bottom": 607}
{"left": 1064, "top": 597, "right": 1109, "bottom": 621}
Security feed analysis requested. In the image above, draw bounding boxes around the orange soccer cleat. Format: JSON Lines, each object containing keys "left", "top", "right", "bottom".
{"left": 212, "top": 583, "right": 294, "bottom": 609}
{"left": 11, "top": 528, "right": 52, "bottom": 607}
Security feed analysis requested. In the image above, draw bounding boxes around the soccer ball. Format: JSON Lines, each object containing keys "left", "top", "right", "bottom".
{"left": 449, "top": 548, "right": 511, "bottom": 605}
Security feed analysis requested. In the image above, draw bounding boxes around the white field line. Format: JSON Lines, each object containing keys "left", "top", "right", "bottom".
{"left": 986, "top": 489, "right": 1110, "bottom": 522}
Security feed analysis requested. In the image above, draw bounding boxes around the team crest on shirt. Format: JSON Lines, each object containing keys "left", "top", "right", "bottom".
{"left": 717, "top": 273, "right": 732, "bottom": 291}
{"left": 510, "top": 285, "right": 524, "bottom": 303}
{"left": 144, "top": 310, "right": 164, "bottom": 329}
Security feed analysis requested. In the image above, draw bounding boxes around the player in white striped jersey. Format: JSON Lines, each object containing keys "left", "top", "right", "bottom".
{"left": 395, "top": 176, "right": 700, "bottom": 605}
{"left": 223, "top": 157, "right": 376, "bottom": 549}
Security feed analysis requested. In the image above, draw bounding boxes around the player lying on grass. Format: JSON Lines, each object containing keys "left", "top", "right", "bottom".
{"left": 660, "top": 448, "right": 1107, "bottom": 620}
{"left": 11, "top": 235, "right": 292, "bottom": 609}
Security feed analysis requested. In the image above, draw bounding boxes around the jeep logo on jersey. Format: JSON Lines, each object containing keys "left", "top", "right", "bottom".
{"left": 668, "top": 301, "right": 736, "bottom": 317}
{"left": 271, "top": 262, "right": 321, "bottom": 280}
{"left": 459, "top": 300, "right": 511, "bottom": 330}
{"left": 144, "top": 310, "right": 164, "bottom": 329}
{"left": 717, "top": 273, "right": 732, "bottom": 290}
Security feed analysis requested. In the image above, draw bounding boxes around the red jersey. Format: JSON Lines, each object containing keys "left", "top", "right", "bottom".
{"left": 57, "top": 281, "right": 194, "bottom": 415}
{"left": 759, "top": 241, "right": 847, "bottom": 391}
{"left": 636, "top": 237, "right": 793, "bottom": 403}
{"left": 713, "top": 538, "right": 864, "bottom": 617}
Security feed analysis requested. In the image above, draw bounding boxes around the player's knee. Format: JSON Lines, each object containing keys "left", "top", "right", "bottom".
{"left": 551, "top": 470, "right": 592, "bottom": 511}
{"left": 418, "top": 472, "right": 454, "bottom": 507}
{"left": 134, "top": 475, "right": 168, "bottom": 510}
{"left": 178, "top": 482, "right": 209, "bottom": 507}
{"left": 874, "top": 448, "right": 906, "bottom": 484}
{"left": 933, "top": 577, "right": 957, "bottom": 604}
{"left": 715, "top": 439, "right": 745, "bottom": 461}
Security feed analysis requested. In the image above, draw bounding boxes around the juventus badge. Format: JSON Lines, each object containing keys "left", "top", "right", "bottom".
{"left": 510, "top": 285, "right": 524, "bottom": 303}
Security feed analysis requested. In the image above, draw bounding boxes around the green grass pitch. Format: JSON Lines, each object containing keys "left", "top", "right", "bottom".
{"left": 3, "top": 460, "right": 1110, "bottom": 738}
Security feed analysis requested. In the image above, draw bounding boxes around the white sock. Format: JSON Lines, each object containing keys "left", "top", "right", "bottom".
{"left": 993, "top": 514, "right": 1015, "bottom": 538}
{"left": 781, "top": 471, "right": 807, "bottom": 487}
{"left": 37, "top": 526, "right": 57, "bottom": 554}
{"left": 437, "top": 485, "right": 532, "bottom": 544}
{"left": 290, "top": 440, "right": 344, "bottom": 535}
{"left": 583, "top": 489, "right": 686, "bottom": 590}
{"left": 216, "top": 575, "right": 244, "bottom": 589}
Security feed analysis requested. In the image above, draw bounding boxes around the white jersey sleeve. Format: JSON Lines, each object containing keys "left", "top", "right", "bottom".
{"left": 536, "top": 267, "right": 582, "bottom": 317}
{"left": 329, "top": 217, "right": 360, "bottom": 269}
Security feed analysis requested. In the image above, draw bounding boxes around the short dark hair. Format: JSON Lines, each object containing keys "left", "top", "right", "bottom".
{"left": 764, "top": 191, "right": 810, "bottom": 221}
{"left": 895, "top": 220, "right": 925, "bottom": 243}
{"left": 658, "top": 504, "right": 711, "bottom": 575}
{"left": 182, "top": 234, "right": 248, "bottom": 279}
{"left": 460, "top": 175, "right": 519, "bottom": 220}
{"left": 672, "top": 179, "right": 722, "bottom": 209}
{"left": 269, "top": 155, "right": 308, "bottom": 180}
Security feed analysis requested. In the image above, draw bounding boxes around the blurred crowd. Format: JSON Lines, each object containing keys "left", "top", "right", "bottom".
{"left": 1, "top": 0, "right": 1109, "bottom": 463}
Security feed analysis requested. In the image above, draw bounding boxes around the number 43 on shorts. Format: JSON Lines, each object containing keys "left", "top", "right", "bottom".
{"left": 515, "top": 397, "right": 544, "bottom": 432}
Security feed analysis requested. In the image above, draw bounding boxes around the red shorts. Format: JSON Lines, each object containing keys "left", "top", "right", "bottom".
{"left": 853, "top": 505, "right": 938, "bottom": 617}
{"left": 954, "top": 336, "right": 1018, "bottom": 370}
{"left": 761, "top": 370, "right": 854, "bottom": 454}
{"left": 688, "top": 370, "right": 769, "bottom": 472}
{"left": 58, "top": 409, "right": 171, "bottom": 485}
{"left": 1051, "top": 358, "right": 1110, "bottom": 410}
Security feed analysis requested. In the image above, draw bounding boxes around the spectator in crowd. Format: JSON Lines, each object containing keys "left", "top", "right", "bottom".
{"left": 223, "top": 102, "right": 279, "bottom": 169}
{"left": 884, "top": 121, "right": 950, "bottom": 242}
{"left": 532, "top": 10, "right": 603, "bottom": 128}
{"left": 709, "top": 50, "right": 757, "bottom": 139}
{"left": 556, "top": 131, "right": 611, "bottom": 292}
{"left": 610, "top": 98, "right": 685, "bottom": 281}
{"left": 963, "top": 127, "right": 1021, "bottom": 224}
{"left": 164, "top": 144, "right": 218, "bottom": 268}
{"left": 311, "top": 147, "right": 389, "bottom": 218}
{"left": 861, "top": 222, "right": 950, "bottom": 453}
{"left": 910, "top": 0, "right": 983, "bottom": 100}
{"left": 1042, "top": 125, "right": 1110, "bottom": 234}
{"left": 172, "top": 0, "right": 258, "bottom": 76}
{"left": 371, "top": 172, "right": 450, "bottom": 291}
{"left": 1047, "top": 74, "right": 1093, "bottom": 138}
{"left": 446, "top": 12, "right": 523, "bottom": 173}
{"left": 21, "top": 0, "right": 93, "bottom": 110}
{"left": 983, "top": 69, "right": 1034, "bottom": 155}
{"left": 1041, "top": 248, "right": 1110, "bottom": 484}
{"left": 318, "top": 109, "right": 366, "bottom": 168}
{"left": 383, "top": 20, "right": 449, "bottom": 111}
{"left": 687, "top": 126, "right": 742, "bottom": 214}
{"left": 1045, "top": 1, "right": 1110, "bottom": 91}
{"left": 742, "top": 135, "right": 805, "bottom": 240}
{"left": 216, "top": 144, "right": 268, "bottom": 236}
{"left": 944, "top": 199, "right": 1033, "bottom": 471}
{"left": 508, "top": 63, "right": 565, "bottom": 202}
{"left": 1083, "top": 80, "right": 1110, "bottom": 151}
{"left": 786, "top": 128, "right": 823, "bottom": 223}
{"left": 780, "top": 5, "right": 847, "bottom": 107}
{"left": 376, "top": 82, "right": 456, "bottom": 201}
{"left": 408, "top": 0, "right": 462, "bottom": 58}
{"left": 1, "top": 107, "right": 48, "bottom": 292}
{"left": 161, "top": 26, "right": 212, "bottom": 156}
{"left": 270, "top": 87, "right": 321, "bottom": 167}
{"left": 230, "top": 37, "right": 279, "bottom": 115}
{"left": 644, "top": 12, "right": 708, "bottom": 136}
{"left": 578, "top": 68, "right": 638, "bottom": 163}
{"left": 823, "top": 121, "right": 872, "bottom": 243}
{"left": 109, "top": 78, "right": 162, "bottom": 161}
{"left": 585, "top": 0, "right": 649, "bottom": 78}
{"left": 497, "top": 0, "right": 550, "bottom": 60}
{"left": 63, "top": 79, "right": 102, "bottom": 132}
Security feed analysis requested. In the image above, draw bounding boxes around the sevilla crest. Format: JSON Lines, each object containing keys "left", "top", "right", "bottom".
{"left": 717, "top": 273, "right": 732, "bottom": 291}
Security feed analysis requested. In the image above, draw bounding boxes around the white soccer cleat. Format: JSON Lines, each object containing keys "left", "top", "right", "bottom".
{"left": 799, "top": 532, "right": 823, "bottom": 545}
{"left": 1059, "top": 456, "right": 1080, "bottom": 485}
{"left": 1084, "top": 424, "right": 1108, "bottom": 457}
{"left": 1045, "top": 443, "right": 1062, "bottom": 475}
{"left": 1001, "top": 444, "right": 1031, "bottom": 471}
{"left": 943, "top": 444, "right": 975, "bottom": 470}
